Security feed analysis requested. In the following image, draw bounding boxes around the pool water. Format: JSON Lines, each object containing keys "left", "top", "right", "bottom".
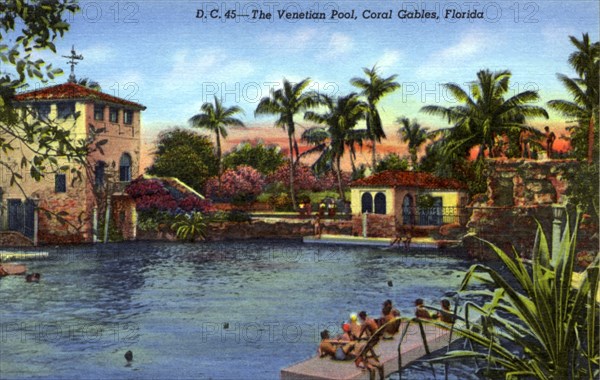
{"left": 0, "top": 240, "right": 480, "bottom": 379}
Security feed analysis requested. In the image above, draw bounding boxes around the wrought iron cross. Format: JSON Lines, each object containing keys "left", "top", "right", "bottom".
{"left": 62, "top": 45, "right": 84, "bottom": 82}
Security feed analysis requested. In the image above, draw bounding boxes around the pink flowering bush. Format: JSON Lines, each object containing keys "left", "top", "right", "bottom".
{"left": 313, "top": 170, "right": 352, "bottom": 191}
{"left": 125, "top": 178, "right": 177, "bottom": 211}
{"left": 178, "top": 195, "right": 216, "bottom": 213}
{"left": 206, "top": 165, "right": 265, "bottom": 203}
{"left": 266, "top": 163, "right": 317, "bottom": 191}
{"left": 125, "top": 177, "right": 214, "bottom": 213}
{"left": 266, "top": 163, "right": 351, "bottom": 192}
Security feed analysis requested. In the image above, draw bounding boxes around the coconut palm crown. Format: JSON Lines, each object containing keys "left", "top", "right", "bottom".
{"left": 350, "top": 65, "right": 400, "bottom": 170}
{"left": 189, "top": 96, "right": 245, "bottom": 181}
{"left": 547, "top": 33, "right": 599, "bottom": 163}
{"left": 421, "top": 69, "right": 549, "bottom": 160}
{"left": 254, "top": 78, "right": 319, "bottom": 208}
{"left": 302, "top": 93, "right": 367, "bottom": 199}
{"left": 397, "top": 117, "right": 428, "bottom": 169}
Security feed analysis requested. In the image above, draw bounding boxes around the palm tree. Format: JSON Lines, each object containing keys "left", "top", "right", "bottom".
{"left": 76, "top": 77, "right": 101, "bottom": 91}
{"left": 254, "top": 78, "right": 318, "bottom": 209}
{"left": 351, "top": 65, "right": 400, "bottom": 170}
{"left": 345, "top": 128, "right": 368, "bottom": 175}
{"left": 397, "top": 117, "right": 428, "bottom": 169}
{"left": 303, "top": 93, "right": 367, "bottom": 199}
{"left": 421, "top": 69, "right": 549, "bottom": 160}
{"left": 548, "top": 33, "right": 599, "bottom": 163}
{"left": 189, "top": 96, "right": 245, "bottom": 185}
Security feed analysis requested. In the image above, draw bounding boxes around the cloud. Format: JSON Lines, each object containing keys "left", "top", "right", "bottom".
{"left": 260, "top": 27, "right": 319, "bottom": 50}
{"left": 376, "top": 50, "right": 403, "bottom": 70}
{"left": 438, "top": 33, "right": 486, "bottom": 61}
{"left": 144, "top": 48, "right": 257, "bottom": 122}
{"left": 415, "top": 31, "right": 490, "bottom": 79}
{"left": 80, "top": 44, "right": 115, "bottom": 64}
{"left": 322, "top": 32, "right": 354, "bottom": 59}
{"left": 160, "top": 48, "right": 255, "bottom": 92}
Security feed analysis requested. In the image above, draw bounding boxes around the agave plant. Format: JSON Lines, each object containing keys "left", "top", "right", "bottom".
{"left": 423, "top": 215, "right": 599, "bottom": 379}
{"left": 171, "top": 212, "right": 207, "bottom": 242}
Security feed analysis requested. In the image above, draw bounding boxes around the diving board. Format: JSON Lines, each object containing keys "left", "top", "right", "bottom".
{"left": 0, "top": 251, "right": 49, "bottom": 261}
{"left": 281, "top": 322, "right": 453, "bottom": 380}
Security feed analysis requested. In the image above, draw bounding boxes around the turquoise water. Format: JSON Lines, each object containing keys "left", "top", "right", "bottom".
{"left": 0, "top": 241, "right": 478, "bottom": 379}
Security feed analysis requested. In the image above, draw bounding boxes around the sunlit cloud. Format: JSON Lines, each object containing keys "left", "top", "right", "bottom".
{"left": 260, "top": 27, "right": 319, "bottom": 50}
{"left": 376, "top": 50, "right": 403, "bottom": 70}
{"left": 321, "top": 32, "right": 354, "bottom": 59}
{"left": 415, "top": 31, "right": 492, "bottom": 79}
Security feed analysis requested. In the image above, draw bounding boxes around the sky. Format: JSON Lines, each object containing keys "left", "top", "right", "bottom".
{"left": 13, "top": 0, "right": 600, "bottom": 148}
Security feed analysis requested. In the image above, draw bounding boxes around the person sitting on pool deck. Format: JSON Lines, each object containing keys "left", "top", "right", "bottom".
{"left": 318, "top": 330, "right": 358, "bottom": 360}
{"left": 415, "top": 298, "right": 432, "bottom": 319}
{"left": 357, "top": 311, "right": 379, "bottom": 339}
{"left": 349, "top": 313, "right": 362, "bottom": 340}
{"left": 336, "top": 323, "right": 354, "bottom": 342}
{"left": 437, "top": 299, "right": 455, "bottom": 324}
{"left": 380, "top": 300, "right": 401, "bottom": 338}
{"left": 379, "top": 300, "right": 400, "bottom": 324}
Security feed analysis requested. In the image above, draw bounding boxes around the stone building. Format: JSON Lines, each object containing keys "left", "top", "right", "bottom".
{"left": 0, "top": 82, "right": 145, "bottom": 244}
{"left": 349, "top": 170, "right": 468, "bottom": 237}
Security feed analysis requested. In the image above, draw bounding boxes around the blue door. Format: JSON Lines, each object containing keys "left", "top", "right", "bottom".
{"left": 8, "top": 199, "right": 23, "bottom": 232}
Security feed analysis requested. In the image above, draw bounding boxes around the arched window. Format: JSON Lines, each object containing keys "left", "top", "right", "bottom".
{"left": 374, "top": 192, "right": 386, "bottom": 214}
{"left": 95, "top": 161, "right": 106, "bottom": 186}
{"left": 361, "top": 193, "right": 373, "bottom": 213}
{"left": 119, "top": 153, "right": 132, "bottom": 182}
{"left": 402, "top": 194, "right": 415, "bottom": 225}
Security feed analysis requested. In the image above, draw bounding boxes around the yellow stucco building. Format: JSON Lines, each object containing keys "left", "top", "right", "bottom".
{"left": 350, "top": 170, "right": 469, "bottom": 226}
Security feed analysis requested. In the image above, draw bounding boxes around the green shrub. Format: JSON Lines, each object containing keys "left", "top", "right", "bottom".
{"left": 423, "top": 215, "right": 599, "bottom": 379}
{"left": 269, "top": 192, "right": 293, "bottom": 211}
{"left": 171, "top": 212, "right": 207, "bottom": 242}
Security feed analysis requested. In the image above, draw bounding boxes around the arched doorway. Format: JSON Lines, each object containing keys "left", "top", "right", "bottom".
{"left": 374, "top": 192, "right": 386, "bottom": 214}
{"left": 361, "top": 193, "right": 373, "bottom": 213}
{"left": 402, "top": 194, "right": 415, "bottom": 225}
{"left": 95, "top": 161, "right": 106, "bottom": 187}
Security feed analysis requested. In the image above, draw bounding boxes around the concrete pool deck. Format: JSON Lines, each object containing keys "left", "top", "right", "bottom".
{"left": 303, "top": 234, "right": 459, "bottom": 249}
{"left": 281, "top": 321, "right": 454, "bottom": 380}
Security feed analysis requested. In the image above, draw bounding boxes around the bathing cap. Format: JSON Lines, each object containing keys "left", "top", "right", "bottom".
{"left": 350, "top": 313, "right": 357, "bottom": 322}
{"left": 342, "top": 323, "right": 350, "bottom": 332}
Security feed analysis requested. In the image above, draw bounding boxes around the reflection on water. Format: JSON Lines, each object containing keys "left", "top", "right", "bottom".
{"left": 0, "top": 240, "right": 479, "bottom": 379}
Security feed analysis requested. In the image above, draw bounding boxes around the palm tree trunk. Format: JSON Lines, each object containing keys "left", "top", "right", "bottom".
{"left": 371, "top": 138, "right": 377, "bottom": 170}
{"left": 287, "top": 131, "right": 297, "bottom": 210}
{"left": 336, "top": 155, "right": 345, "bottom": 201}
{"left": 478, "top": 144, "right": 486, "bottom": 160}
{"left": 216, "top": 131, "right": 222, "bottom": 191}
{"left": 410, "top": 148, "right": 417, "bottom": 170}
{"left": 587, "top": 113, "right": 595, "bottom": 163}
{"left": 349, "top": 148, "right": 357, "bottom": 174}
{"left": 293, "top": 134, "right": 300, "bottom": 164}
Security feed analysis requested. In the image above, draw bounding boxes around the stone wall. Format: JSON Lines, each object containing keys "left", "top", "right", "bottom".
{"left": 464, "top": 159, "right": 586, "bottom": 259}
{"left": 484, "top": 159, "right": 577, "bottom": 207}
{"left": 351, "top": 214, "right": 395, "bottom": 237}
{"left": 0, "top": 231, "right": 34, "bottom": 247}
{"left": 36, "top": 184, "right": 91, "bottom": 245}
{"left": 137, "top": 219, "right": 353, "bottom": 241}
{"left": 111, "top": 195, "right": 136, "bottom": 240}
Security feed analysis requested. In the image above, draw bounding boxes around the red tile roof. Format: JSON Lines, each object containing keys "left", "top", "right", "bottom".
{"left": 351, "top": 170, "right": 467, "bottom": 190}
{"left": 14, "top": 82, "right": 146, "bottom": 110}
